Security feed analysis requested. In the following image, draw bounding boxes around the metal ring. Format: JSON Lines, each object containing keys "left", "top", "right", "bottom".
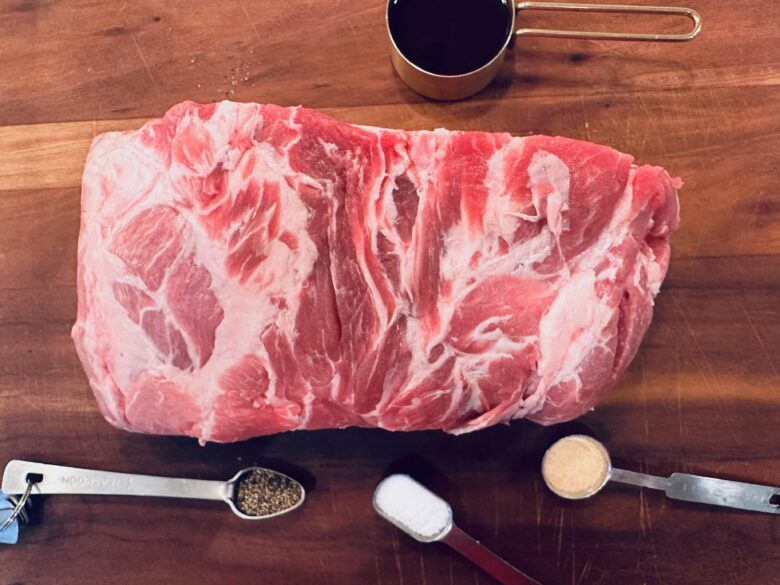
{"left": 4, "top": 494, "right": 30, "bottom": 525}
{"left": 0, "top": 479, "right": 35, "bottom": 532}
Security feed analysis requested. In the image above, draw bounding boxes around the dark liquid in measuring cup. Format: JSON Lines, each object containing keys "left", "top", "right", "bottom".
{"left": 388, "top": 0, "right": 511, "bottom": 76}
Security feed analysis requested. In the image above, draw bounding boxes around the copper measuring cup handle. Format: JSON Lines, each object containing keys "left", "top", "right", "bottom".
{"left": 514, "top": 2, "right": 702, "bottom": 42}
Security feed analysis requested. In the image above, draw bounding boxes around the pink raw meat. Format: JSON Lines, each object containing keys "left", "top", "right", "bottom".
{"left": 72, "top": 101, "right": 680, "bottom": 442}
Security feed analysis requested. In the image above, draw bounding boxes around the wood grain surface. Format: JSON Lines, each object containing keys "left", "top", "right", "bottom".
{"left": 1, "top": 1, "right": 779, "bottom": 583}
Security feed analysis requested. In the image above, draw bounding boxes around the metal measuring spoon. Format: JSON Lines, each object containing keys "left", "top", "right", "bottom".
{"left": 1, "top": 459, "right": 305, "bottom": 522}
{"left": 542, "top": 435, "right": 780, "bottom": 514}
{"left": 374, "top": 474, "right": 541, "bottom": 585}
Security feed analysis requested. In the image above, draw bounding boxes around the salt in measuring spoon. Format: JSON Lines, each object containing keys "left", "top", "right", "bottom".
{"left": 541, "top": 435, "right": 780, "bottom": 514}
{"left": 373, "top": 474, "right": 541, "bottom": 585}
{"left": 1, "top": 459, "right": 305, "bottom": 524}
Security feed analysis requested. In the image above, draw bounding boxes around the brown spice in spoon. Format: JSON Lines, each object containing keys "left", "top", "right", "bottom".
{"left": 542, "top": 435, "right": 610, "bottom": 499}
{"left": 234, "top": 469, "right": 303, "bottom": 517}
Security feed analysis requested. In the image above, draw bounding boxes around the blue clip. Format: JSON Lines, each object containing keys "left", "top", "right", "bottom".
{"left": 0, "top": 492, "right": 20, "bottom": 544}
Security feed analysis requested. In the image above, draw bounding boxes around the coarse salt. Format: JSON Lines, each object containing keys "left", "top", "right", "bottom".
{"left": 373, "top": 474, "right": 452, "bottom": 541}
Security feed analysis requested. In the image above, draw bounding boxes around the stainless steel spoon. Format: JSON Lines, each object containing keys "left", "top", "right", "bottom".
{"left": 1, "top": 459, "right": 305, "bottom": 521}
{"left": 542, "top": 435, "right": 780, "bottom": 514}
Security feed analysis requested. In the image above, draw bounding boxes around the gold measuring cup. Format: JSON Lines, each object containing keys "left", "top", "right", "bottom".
{"left": 387, "top": 1, "right": 702, "bottom": 101}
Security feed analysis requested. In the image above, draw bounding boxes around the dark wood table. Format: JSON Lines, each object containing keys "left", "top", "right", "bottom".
{"left": 1, "top": 1, "right": 778, "bottom": 583}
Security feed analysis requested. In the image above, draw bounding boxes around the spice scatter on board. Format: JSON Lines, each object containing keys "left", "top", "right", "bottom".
{"left": 235, "top": 469, "right": 303, "bottom": 516}
{"left": 217, "top": 61, "right": 253, "bottom": 98}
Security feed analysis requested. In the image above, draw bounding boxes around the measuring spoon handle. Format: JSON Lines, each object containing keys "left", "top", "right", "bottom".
{"left": 1, "top": 460, "right": 228, "bottom": 502}
{"left": 443, "top": 525, "right": 541, "bottom": 585}
{"left": 666, "top": 473, "right": 780, "bottom": 514}
{"left": 610, "top": 467, "right": 780, "bottom": 514}
{"left": 610, "top": 467, "right": 670, "bottom": 490}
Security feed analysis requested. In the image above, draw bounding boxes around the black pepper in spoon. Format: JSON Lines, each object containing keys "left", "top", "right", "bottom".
{"left": 234, "top": 469, "right": 304, "bottom": 517}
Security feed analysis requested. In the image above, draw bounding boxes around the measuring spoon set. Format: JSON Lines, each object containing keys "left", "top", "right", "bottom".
{"left": 4, "top": 431, "right": 778, "bottom": 585}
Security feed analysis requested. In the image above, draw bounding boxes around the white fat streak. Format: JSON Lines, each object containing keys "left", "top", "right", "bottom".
{"left": 644, "top": 247, "right": 663, "bottom": 296}
{"left": 95, "top": 143, "right": 166, "bottom": 225}
{"left": 484, "top": 140, "right": 537, "bottom": 237}
{"left": 536, "top": 269, "right": 614, "bottom": 388}
{"left": 484, "top": 139, "right": 517, "bottom": 198}
{"left": 317, "top": 138, "right": 340, "bottom": 159}
{"left": 626, "top": 242, "right": 660, "bottom": 300}
{"left": 293, "top": 392, "right": 316, "bottom": 430}
{"left": 528, "top": 150, "right": 571, "bottom": 236}
{"left": 471, "top": 318, "right": 537, "bottom": 353}
{"left": 382, "top": 178, "right": 399, "bottom": 225}
{"left": 396, "top": 134, "right": 433, "bottom": 303}
{"left": 354, "top": 129, "right": 393, "bottom": 336}
{"left": 376, "top": 137, "right": 414, "bottom": 248}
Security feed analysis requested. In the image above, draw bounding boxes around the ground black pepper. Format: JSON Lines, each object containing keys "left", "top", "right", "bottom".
{"left": 234, "top": 469, "right": 303, "bottom": 517}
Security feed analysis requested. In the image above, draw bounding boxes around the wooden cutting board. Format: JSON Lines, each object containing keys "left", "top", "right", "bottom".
{"left": 1, "top": 1, "right": 778, "bottom": 583}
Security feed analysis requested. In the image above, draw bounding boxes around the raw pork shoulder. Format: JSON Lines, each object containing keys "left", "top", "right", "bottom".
{"left": 73, "top": 101, "right": 680, "bottom": 442}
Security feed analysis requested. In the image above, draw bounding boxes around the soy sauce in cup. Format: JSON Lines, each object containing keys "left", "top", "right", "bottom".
{"left": 386, "top": 0, "right": 702, "bottom": 101}
{"left": 387, "top": 0, "right": 511, "bottom": 76}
